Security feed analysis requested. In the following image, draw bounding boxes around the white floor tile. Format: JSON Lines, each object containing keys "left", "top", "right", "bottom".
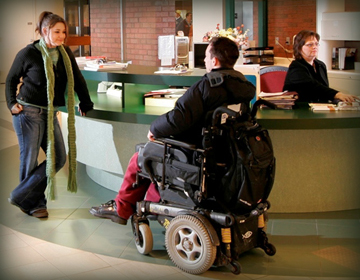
{"left": 32, "top": 242, "right": 83, "bottom": 260}
{"left": 1, "top": 260, "right": 65, "bottom": 280}
{"left": 0, "top": 245, "right": 46, "bottom": 269}
{"left": 0, "top": 232, "right": 29, "bottom": 251}
{"left": 47, "top": 251, "right": 110, "bottom": 276}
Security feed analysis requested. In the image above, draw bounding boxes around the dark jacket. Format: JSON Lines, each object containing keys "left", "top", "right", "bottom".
{"left": 183, "top": 20, "right": 192, "bottom": 36}
{"left": 150, "top": 68, "right": 255, "bottom": 146}
{"left": 283, "top": 58, "right": 338, "bottom": 103}
{"left": 5, "top": 40, "right": 94, "bottom": 113}
{"left": 175, "top": 17, "right": 184, "bottom": 35}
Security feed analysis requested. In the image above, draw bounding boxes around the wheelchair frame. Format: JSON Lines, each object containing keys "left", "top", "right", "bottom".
{"left": 131, "top": 100, "right": 277, "bottom": 275}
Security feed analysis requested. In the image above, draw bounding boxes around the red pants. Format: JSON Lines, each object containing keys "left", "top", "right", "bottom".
{"left": 115, "top": 152, "right": 160, "bottom": 219}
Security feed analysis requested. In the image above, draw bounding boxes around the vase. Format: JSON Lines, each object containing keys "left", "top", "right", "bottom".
{"left": 236, "top": 50, "right": 244, "bottom": 65}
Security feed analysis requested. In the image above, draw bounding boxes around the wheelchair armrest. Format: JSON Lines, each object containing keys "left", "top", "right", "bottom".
{"left": 251, "top": 99, "right": 277, "bottom": 118}
{"left": 156, "top": 138, "right": 197, "bottom": 150}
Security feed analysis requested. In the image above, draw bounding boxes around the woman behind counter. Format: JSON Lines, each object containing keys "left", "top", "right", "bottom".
{"left": 283, "top": 30, "right": 358, "bottom": 103}
{"left": 5, "top": 11, "right": 94, "bottom": 218}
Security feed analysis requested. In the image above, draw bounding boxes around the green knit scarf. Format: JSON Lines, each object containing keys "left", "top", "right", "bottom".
{"left": 39, "top": 38, "right": 77, "bottom": 200}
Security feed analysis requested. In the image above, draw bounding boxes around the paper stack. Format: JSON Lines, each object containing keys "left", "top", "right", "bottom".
{"left": 258, "top": 91, "right": 298, "bottom": 109}
{"left": 308, "top": 103, "right": 337, "bottom": 111}
{"left": 154, "top": 68, "right": 192, "bottom": 74}
{"left": 310, "top": 101, "right": 360, "bottom": 111}
{"left": 84, "top": 61, "right": 128, "bottom": 71}
{"left": 144, "top": 88, "right": 187, "bottom": 107}
{"left": 75, "top": 56, "right": 107, "bottom": 67}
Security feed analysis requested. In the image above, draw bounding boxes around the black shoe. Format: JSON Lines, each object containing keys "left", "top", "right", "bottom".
{"left": 89, "top": 200, "right": 127, "bottom": 225}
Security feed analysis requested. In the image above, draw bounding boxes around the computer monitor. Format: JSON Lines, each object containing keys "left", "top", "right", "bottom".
{"left": 175, "top": 36, "right": 189, "bottom": 65}
{"left": 194, "top": 43, "right": 208, "bottom": 68}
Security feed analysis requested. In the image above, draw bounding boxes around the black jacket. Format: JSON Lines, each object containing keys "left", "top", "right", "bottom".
{"left": 283, "top": 58, "right": 338, "bottom": 103}
{"left": 6, "top": 40, "right": 94, "bottom": 113}
{"left": 150, "top": 68, "right": 255, "bottom": 146}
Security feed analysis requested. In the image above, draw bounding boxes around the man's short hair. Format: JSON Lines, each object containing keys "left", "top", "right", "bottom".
{"left": 209, "top": 37, "right": 239, "bottom": 68}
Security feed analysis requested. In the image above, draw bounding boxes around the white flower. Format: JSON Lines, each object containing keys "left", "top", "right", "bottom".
{"left": 203, "top": 24, "right": 250, "bottom": 49}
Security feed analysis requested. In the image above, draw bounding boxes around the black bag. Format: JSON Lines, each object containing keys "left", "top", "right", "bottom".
{"left": 221, "top": 120, "right": 276, "bottom": 213}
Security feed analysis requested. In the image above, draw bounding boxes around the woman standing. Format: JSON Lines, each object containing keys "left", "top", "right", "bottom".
{"left": 5, "top": 11, "right": 94, "bottom": 218}
{"left": 283, "top": 30, "right": 358, "bottom": 103}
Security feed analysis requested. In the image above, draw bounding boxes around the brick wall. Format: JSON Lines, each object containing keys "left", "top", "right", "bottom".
{"left": 90, "top": 0, "right": 357, "bottom": 63}
{"left": 90, "top": 0, "right": 175, "bottom": 66}
{"left": 268, "top": 0, "right": 316, "bottom": 58}
{"left": 90, "top": 0, "right": 122, "bottom": 61}
{"left": 90, "top": 0, "right": 315, "bottom": 62}
{"left": 123, "top": 0, "right": 175, "bottom": 66}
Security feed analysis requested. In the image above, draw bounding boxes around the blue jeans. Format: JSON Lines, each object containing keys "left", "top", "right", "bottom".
{"left": 10, "top": 105, "right": 66, "bottom": 213}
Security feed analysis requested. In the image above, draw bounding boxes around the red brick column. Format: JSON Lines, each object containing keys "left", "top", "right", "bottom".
{"left": 90, "top": 0, "right": 175, "bottom": 66}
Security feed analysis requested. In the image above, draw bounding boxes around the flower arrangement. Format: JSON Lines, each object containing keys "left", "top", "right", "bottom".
{"left": 203, "top": 23, "right": 250, "bottom": 49}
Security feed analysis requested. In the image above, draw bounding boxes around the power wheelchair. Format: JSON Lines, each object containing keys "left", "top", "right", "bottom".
{"left": 131, "top": 99, "right": 277, "bottom": 275}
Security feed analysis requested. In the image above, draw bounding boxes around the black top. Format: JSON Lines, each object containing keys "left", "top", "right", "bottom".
{"left": 6, "top": 40, "right": 94, "bottom": 113}
{"left": 150, "top": 68, "right": 256, "bottom": 146}
{"left": 283, "top": 58, "right": 338, "bottom": 103}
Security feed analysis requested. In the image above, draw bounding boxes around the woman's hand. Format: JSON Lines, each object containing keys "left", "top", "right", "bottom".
{"left": 11, "top": 103, "right": 23, "bottom": 114}
{"left": 78, "top": 107, "right": 85, "bottom": 116}
{"left": 334, "top": 92, "right": 359, "bottom": 102}
{"left": 147, "top": 130, "right": 155, "bottom": 142}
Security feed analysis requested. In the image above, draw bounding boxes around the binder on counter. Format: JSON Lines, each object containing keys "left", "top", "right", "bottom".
{"left": 144, "top": 88, "right": 187, "bottom": 108}
{"left": 332, "top": 47, "right": 356, "bottom": 70}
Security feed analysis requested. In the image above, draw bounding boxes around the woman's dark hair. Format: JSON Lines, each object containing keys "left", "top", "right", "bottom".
{"left": 293, "top": 30, "right": 320, "bottom": 60}
{"left": 209, "top": 37, "right": 239, "bottom": 68}
{"left": 36, "top": 11, "right": 68, "bottom": 41}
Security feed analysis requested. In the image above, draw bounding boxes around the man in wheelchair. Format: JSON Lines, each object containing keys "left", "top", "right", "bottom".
{"left": 89, "top": 36, "right": 256, "bottom": 225}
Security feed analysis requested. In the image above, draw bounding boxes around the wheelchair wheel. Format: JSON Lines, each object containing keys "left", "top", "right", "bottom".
{"left": 264, "top": 243, "right": 276, "bottom": 256}
{"left": 135, "top": 223, "right": 153, "bottom": 255}
{"left": 165, "top": 214, "right": 216, "bottom": 275}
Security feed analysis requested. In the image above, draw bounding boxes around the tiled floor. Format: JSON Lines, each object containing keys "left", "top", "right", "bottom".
{"left": 1, "top": 84, "right": 359, "bottom": 280}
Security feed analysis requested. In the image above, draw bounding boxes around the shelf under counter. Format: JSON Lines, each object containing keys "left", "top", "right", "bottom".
{"left": 75, "top": 85, "right": 170, "bottom": 124}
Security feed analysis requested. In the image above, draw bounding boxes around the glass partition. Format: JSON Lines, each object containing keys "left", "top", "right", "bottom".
{"left": 64, "top": 0, "right": 90, "bottom": 56}
{"left": 175, "top": 0, "right": 193, "bottom": 50}
{"left": 229, "top": 0, "right": 267, "bottom": 47}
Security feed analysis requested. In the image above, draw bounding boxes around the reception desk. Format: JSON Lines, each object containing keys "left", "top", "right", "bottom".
{"left": 60, "top": 65, "right": 360, "bottom": 213}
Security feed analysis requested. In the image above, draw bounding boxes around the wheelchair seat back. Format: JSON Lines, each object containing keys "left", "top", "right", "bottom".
{"left": 137, "top": 141, "right": 201, "bottom": 189}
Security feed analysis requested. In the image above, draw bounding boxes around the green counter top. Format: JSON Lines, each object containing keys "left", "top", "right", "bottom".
{"left": 256, "top": 106, "right": 360, "bottom": 129}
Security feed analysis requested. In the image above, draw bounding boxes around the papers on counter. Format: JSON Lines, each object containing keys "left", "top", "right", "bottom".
{"left": 154, "top": 69, "right": 192, "bottom": 74}
{"left": 75, "top": 56, "right": 107, "bottom": 66}
{"left": 258, "top": 91, "right": 298, "bottom": 109}
{"left": 310, "top": 101, "right": 360, "bottom": 111}
{"left": 84, "top": 61, "right": 128, "bottom": 71}
{"left": 309, "top": 103, "right": 337, "bottom": 111}
{"left": 144, "top": 88, "right": 187, "bottom": 107}
{"left": 144, "top": 88, "right": 187, "bottom": 98}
